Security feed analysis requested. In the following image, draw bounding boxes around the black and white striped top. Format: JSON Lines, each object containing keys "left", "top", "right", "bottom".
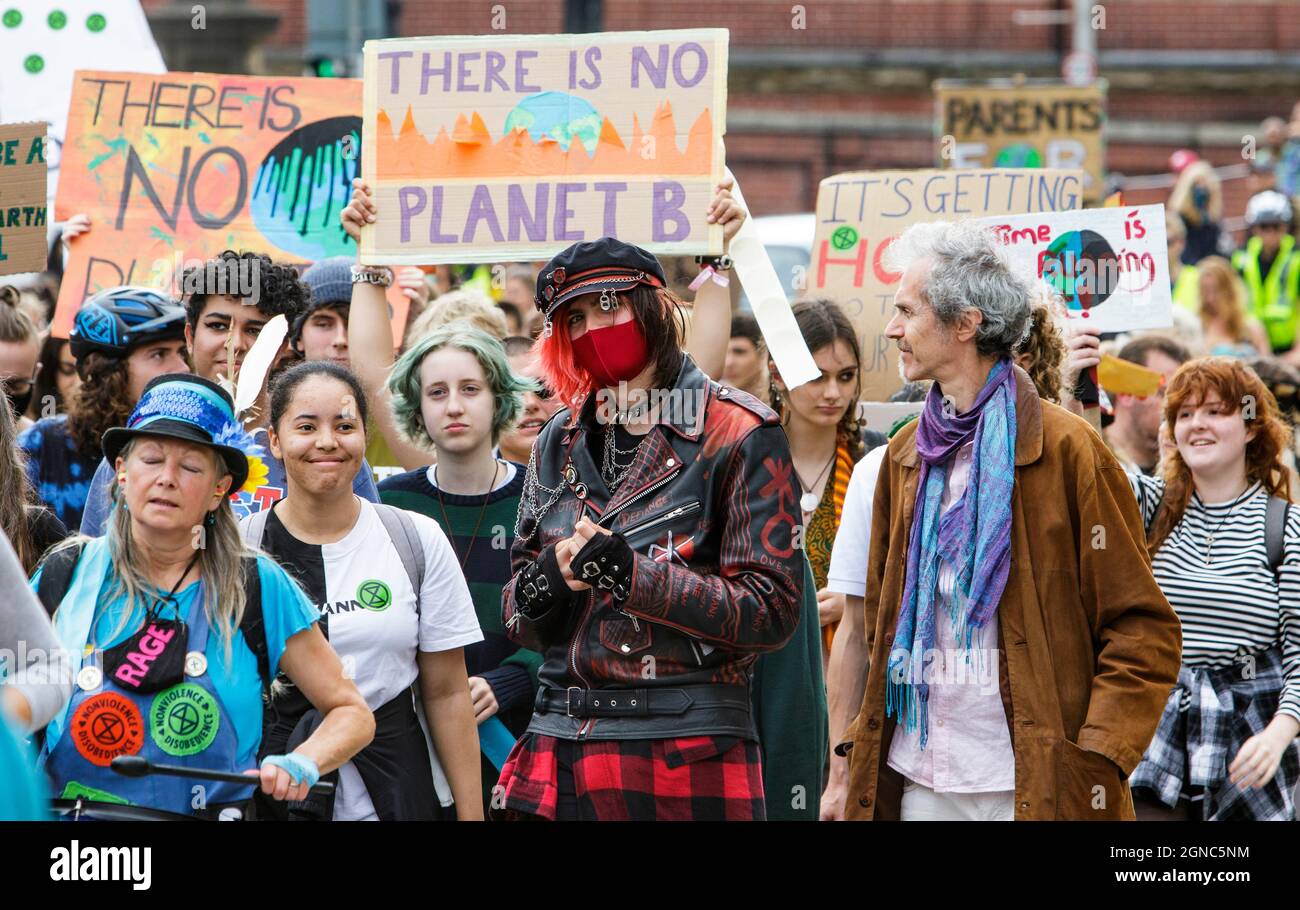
{"left": 1130, "top": 474, "right": 1300, "bottom": 722}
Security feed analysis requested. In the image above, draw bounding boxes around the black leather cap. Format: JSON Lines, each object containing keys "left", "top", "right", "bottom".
{"left": 534, "top": 237, "right": 667, "bottom": 319}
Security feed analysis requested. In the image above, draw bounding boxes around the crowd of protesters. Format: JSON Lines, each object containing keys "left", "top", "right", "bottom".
{"left": 2, "top": 116, "right": 1300, "bottom": 821}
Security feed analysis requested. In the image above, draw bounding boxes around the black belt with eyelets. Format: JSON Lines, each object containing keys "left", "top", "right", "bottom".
{"left": 533, "top": 684, "right": 751, "bottom": 719}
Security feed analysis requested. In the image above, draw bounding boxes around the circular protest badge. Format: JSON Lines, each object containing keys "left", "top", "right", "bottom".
{"left": 357, "top": 579, "right": 392, "bottom": 612}
{"left": 149, "top": 683, "right": 220, "bottom": 757}
{"left": 184, "top": 650, "right": 208, "bottom": 678}
{"left": 71, "top": 692, "right": 145, "bottom": 767}
{"left": 76, "top": 665, "right": 102, "bottom": 692}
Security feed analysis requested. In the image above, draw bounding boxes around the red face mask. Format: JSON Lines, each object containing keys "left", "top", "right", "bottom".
{"left": 571, "top": 317, "right": 650, "bottom": 387}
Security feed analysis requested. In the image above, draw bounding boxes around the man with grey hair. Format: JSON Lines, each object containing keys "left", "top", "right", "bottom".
{"left": 835, "top": 220, "right": 1180, "bottom": 821}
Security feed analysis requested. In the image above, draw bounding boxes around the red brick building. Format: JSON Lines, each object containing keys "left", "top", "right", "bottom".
{"left": 142, "top": 0, "right": 1298, "bottom": 230}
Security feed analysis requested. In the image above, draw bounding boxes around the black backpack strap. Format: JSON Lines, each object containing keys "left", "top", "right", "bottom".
{"left": 35, "top": 542, "right": 86, "bottom": 617}
{"left": 1266, "top": 496, "right": 1290, "bottom": 577}
{"left": 239, "top": 555, "right": 270, "bottom": 693}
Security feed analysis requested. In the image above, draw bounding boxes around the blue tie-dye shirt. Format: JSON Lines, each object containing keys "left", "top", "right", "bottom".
{"left": 16, "top": 415, "right": 98, "bottom": 531}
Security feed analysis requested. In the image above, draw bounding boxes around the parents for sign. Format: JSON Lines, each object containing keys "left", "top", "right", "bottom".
{"left": 837, "top": 220, "right": 1181, "bottom": 821}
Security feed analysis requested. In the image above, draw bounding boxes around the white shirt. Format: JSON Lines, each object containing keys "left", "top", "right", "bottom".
{"left": 885, "top": 441, "right": 1016, "bottom": 793}
{"left": 827, "top": 445, "right": 888, "bottom": 598}
{"left": 304, "top": 500, "right": 483, "bottom": 820}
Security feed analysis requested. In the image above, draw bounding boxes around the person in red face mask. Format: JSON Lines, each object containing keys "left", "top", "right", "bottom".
{"left": 495, "top": 225, "right": 809, "bottom": 821}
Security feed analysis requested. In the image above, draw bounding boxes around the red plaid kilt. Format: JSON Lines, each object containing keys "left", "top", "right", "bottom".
{"left": 494, "top": 733, "right": 766, "bottom": 821}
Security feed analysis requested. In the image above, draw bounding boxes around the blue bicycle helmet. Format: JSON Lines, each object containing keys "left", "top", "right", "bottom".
{"left": 69, "top": 286, "right": 187, "bottom": 373}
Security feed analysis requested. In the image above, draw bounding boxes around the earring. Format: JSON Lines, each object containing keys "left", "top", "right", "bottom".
{"left": 117, "top": 474, "right": 127, "bottom": 486}
{"left": 768, "top": 376, "right": 786, "bottom": 423}
{"left": 204, "top": 509, "right": 217, "bottom": 528}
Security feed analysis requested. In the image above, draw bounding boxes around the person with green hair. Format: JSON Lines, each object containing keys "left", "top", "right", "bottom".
{"left": 378, "top": 322, "right": 545, "bottom": 815}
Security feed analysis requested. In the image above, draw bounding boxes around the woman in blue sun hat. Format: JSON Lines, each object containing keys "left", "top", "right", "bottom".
{"left": 30, "top": 372, "right": 374, "bottom": 818}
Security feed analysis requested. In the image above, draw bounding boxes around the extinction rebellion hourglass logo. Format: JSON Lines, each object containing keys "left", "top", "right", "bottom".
{"left": 357, "top": 580, "right": 392, "bottom": 612}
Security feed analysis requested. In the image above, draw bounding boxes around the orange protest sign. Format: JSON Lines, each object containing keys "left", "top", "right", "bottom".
{"left": 52, "top": 70, "right": 408, "bottom": 347}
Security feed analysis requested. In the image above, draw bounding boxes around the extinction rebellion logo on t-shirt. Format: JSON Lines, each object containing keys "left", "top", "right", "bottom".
{"left": 321, "top": 579, "right": 392, "bottom": 615}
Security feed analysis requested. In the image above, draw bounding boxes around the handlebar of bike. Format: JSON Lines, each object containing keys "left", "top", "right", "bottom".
{"left": 110, "top": 755, "right": 335, "bottom": 795}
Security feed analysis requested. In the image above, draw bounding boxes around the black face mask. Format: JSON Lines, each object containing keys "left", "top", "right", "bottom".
{"left": 102, "top": 551, "right": 199, "bottom": 694}
{"left": 6, "top": 389, "right": 31, "bottom": 421}
{"left": 103, "top": 617, "right": 188, "bottom": 694}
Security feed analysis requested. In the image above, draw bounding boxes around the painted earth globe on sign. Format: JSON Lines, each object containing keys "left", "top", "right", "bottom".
{"left": 249, "top": 116, "right": 363, "bottom": 261}
{"left": 504, "top": 91, "right": 603, "bottom": 154}
{"left": 994, "top": 143, "right": 1044, "bottom": 168}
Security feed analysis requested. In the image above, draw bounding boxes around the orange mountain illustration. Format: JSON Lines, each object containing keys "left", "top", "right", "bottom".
{"left": 375, "top": 101, "right": 713, "bottom": 179}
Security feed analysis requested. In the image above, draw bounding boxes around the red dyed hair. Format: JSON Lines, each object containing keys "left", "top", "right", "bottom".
{"left": 1149, "top": 355, "right": 1292, "bottom": 554}
{"left": 533, "top": 285, "right": 688, "bottom": 422}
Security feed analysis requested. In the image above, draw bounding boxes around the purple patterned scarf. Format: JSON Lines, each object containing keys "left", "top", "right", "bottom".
{"left": 886, "top": 359, "right": 1018, "bottom": 747}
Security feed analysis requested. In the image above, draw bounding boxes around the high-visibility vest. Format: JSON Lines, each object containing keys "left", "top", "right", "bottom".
{"left": 1171, "top": 264, "right": 1199, "bottom": 312}
{"left": 1232, "top": 234, "right": 1300, "bottom": 351}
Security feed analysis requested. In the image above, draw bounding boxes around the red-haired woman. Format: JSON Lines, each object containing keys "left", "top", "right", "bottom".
{"left": 1128, "top": 356, "right": 1300, "bottom": 819}
{"left": 497, "top": 227, "right": 806, "bottom": 820}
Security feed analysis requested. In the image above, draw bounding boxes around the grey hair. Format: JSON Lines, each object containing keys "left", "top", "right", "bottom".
{"left": 884, "top": 220, "right": 1033, "bottom": 359}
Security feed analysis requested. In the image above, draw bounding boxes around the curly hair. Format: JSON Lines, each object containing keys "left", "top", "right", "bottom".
{"left": 1015, "top": 300, "right": 1067, "bottom": 404}
{"left": 388, "top": 323, "right": 535, "bottom": 448}
{"left": 65, "top": 351, "right": 136, "bottom": 462}
{"left": 534, "top": 284, "right": 687, "bottom": 420}
{"left": 883, "top": 220, "right": 1032, "bottom": 359}
{"left": 770, "top": 298, "right": 865, "bottom": 464}
{"left": 1148, "top": 356, "right": 1292, "bottom": 554}
{"left": 182, "top": 249, "right": 310, "bottom": 327}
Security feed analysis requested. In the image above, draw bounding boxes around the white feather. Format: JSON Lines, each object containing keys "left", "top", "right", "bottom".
{"left": 234, "top": 313, "right": 288, "bottom": 416}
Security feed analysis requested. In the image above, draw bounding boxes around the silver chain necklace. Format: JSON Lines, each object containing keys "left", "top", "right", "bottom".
{"left": 602, "top": 424, "right": 644, "bottom": 492}
{"left": 516, "top": 443, "right": 565, "bottom": 540}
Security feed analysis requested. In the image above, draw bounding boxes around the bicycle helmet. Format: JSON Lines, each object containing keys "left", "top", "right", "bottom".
{"left": 1245, "top": 191, "right": 1293, "bottom": 227}
{"left": 69, "top": 286, "right": 187, "bottom": 373}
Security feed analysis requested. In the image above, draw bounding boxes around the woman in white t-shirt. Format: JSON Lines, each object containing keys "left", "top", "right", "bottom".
{"left": 244, "top": 360, "right": 484, "bottom": 820}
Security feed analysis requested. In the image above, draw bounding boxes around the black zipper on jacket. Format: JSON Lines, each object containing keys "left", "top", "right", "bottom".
{"left": 619, "top": 501, "right": 702, "bottom": 542}
{"left": 597, "top": 467, "right": 683, "bottom": 528}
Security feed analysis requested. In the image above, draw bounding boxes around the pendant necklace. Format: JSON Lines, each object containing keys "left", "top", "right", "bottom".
{"left": 795, "top": 445, "right": 837, "bottom": 515}
{"left": 433, "top": 460, "right": 502, "bottom": 571}
{"left": 1201, "top": 484, "right": 1252, "bottom": 565}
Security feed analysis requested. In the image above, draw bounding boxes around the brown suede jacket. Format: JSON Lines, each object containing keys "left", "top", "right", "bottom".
{"left": 838, "top": 365, "right": 1182, "bottom": 820}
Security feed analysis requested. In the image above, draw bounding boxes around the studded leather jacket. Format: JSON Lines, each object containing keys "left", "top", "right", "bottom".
{"left": 503, "top": 355, "right": 805, "bottom": 740}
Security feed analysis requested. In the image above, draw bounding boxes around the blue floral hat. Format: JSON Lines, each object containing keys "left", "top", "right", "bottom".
{"left": 101, "top": 373, "right": 262, "bottom": 491}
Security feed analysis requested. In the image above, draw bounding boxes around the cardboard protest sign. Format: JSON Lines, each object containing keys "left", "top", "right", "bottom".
{"left": 360, "top": 29, "right": 728, "bottom": 264}
{"left": 935, "top": 80, "right": 1106, "bottom": 202}
{"left": 0, "top": 1, "right": 165, "bottom": 201}
{"left": 810, "top": 168, "right": 1083, "bottom": 401}
{"left": 0, "top": 122, "right": 47, "bottom": 275}
{"left": 973, "top": 204, "right": 1172, "bottom": 333}
{"left": 856, "top": 401, "right": 922, "bottom": 435}
{"left": 51, "top": 70, "right": 410, "bottom": 346}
